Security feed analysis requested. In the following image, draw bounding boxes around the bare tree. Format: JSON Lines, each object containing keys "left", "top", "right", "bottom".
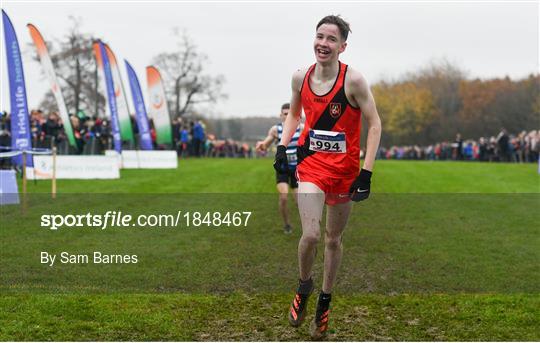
{"left": 151, "top": 29, "right": 226, "bottom": 118}
{"left": 29, "top": 16, "right": 105, "bottom": 117}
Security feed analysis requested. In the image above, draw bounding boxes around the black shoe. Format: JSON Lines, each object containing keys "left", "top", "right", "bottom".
{"left": 310, "top": 292, "right": 331, "bottom": 340}
{"left": 288, "top": 279, "right": 313, "bottom": 327}
{"left": 283, "top": 224, "right": 292, "bottom": 234}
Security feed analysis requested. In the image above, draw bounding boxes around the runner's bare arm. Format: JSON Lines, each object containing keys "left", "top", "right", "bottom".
{"left": 279, "top": 69, "right": 305, "bottom": 146}
{"left": 256, "top": 126, "right": 278, "bottom": 151}
{"left": 348, "top": 70, "right": 381, "bottom": 171}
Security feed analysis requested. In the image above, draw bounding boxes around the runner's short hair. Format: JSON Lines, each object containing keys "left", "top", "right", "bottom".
{"left": 317, "top": 15, "right": 351, "bottom": 41}
{"left": 281, "top": 103, "right": 290, "bottom": 110}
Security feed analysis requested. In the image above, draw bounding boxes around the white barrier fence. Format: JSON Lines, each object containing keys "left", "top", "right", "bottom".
{"left": 105, "top": 150, "right": 178, "bottom": 169}
{"left": 27, "top": 155, "right": 120, "bottom": 179}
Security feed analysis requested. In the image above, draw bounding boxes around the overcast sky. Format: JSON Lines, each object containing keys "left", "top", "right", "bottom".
{"left": 1, "top": 1, "right": 538, "bottom": 118}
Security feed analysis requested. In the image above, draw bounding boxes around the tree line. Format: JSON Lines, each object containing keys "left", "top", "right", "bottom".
{"left": 372, "top": 61, "right": 539, "bottom": 146}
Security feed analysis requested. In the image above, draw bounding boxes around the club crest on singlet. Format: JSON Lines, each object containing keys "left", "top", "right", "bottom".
{"left": 329, "top": 103, "right": 342, "bottom": 118}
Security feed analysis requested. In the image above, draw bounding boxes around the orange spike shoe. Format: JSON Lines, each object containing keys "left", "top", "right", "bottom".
{"left": 288, "top": 280, "right": 313, "bottom": 327}
{"left": 310, "top": 292, "right": 331, "bottom": 340}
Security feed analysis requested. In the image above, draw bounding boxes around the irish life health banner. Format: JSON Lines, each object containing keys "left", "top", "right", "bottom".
{"left": 146, "top": 66, "right": 172, "bottom": 146}
{"left": 2, "top": 10, "right": 33, "bottom": 167}
{"left": 125, "top": 61, "right": 153, "bottom": 150}
{"left": 104, "top": 44, "right": 134, "bottom": 144}
{"left": 97, "top": 40, "right": 122, "bottom": 153}
{"left": 27, "top": 24, "right": 76, "bottom": 148}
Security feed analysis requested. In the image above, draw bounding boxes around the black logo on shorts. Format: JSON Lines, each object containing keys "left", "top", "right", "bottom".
{"left": 329, "top": 103, "right": 342, "bottom": 118}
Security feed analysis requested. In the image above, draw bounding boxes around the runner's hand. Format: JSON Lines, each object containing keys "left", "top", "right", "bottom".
{"left": 255, "top": 141, "right": 266, "bottom": 152}
{"left": 273, "top": 145, "right": 289, "bottom": 173}
{"left": 349, "top": 169, "right": 372, "bottom": 202}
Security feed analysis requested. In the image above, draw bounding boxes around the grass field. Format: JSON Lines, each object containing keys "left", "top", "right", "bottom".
{"left": 17, "top": 159, "right": 540, "bottom": 193}
{"left": 1, "top": 159, "right": 539, "bottom": 341}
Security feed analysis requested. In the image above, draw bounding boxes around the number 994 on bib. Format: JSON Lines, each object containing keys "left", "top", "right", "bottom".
{"left": 309, "top": 129, "right": 346, "bottom": 153}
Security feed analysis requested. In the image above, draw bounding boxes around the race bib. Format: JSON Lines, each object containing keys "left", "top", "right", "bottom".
{"left": 309, "top": 129, "right": 346, "bottom": 153}
{"left": 287, "top": 152, "right": 297, "bottom": 163}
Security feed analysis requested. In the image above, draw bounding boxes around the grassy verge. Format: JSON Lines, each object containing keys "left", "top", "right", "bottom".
{"left": 2, "top": 160, "right": 539, "bottom": 340}
{"left": 17, "top": 159, "right": 540, "bottom": 193}
{"left": 1, "top": 293, "right": 538, "bottom": 341}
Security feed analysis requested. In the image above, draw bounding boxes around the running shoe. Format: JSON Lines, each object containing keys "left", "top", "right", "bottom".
{"left": 309, "top": 292, "right": 331, "bottom": 340}
{"left": 288, "top": 280, "right": 313, "bottom": 327}
{"left": 283, "top": 224, "right": 292, "bottom": 234}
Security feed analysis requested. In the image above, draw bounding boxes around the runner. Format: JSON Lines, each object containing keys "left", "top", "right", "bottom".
{"left": 256, "top": 103, "right": 303, "bottom": 234}
{"left": 274, "top": 15, "right": 382, "bottom": 339}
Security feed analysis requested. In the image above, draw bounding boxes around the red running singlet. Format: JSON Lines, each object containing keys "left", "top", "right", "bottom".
{"left": 296, "top": 61, "right": 362, "bottom": 178}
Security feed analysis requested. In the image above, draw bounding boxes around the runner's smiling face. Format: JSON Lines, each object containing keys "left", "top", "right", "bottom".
{"left": 314, "top": 24, "right": 347, "bottom": 64}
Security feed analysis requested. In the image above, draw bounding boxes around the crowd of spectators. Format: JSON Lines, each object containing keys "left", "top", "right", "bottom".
{"left": 0, "top": 110, "right": 253, "bottom": 159}
{"left": 1, "top": 109, "right": 116, "bottom": 155}
{"left": 171, "top": 117, "right": 253, "bottom": 158}
{"left": 378, "top": 129, "right": 540, "bottom": 163}
{"left": 1, "top": 110, "right": 538, "bottom": 164}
